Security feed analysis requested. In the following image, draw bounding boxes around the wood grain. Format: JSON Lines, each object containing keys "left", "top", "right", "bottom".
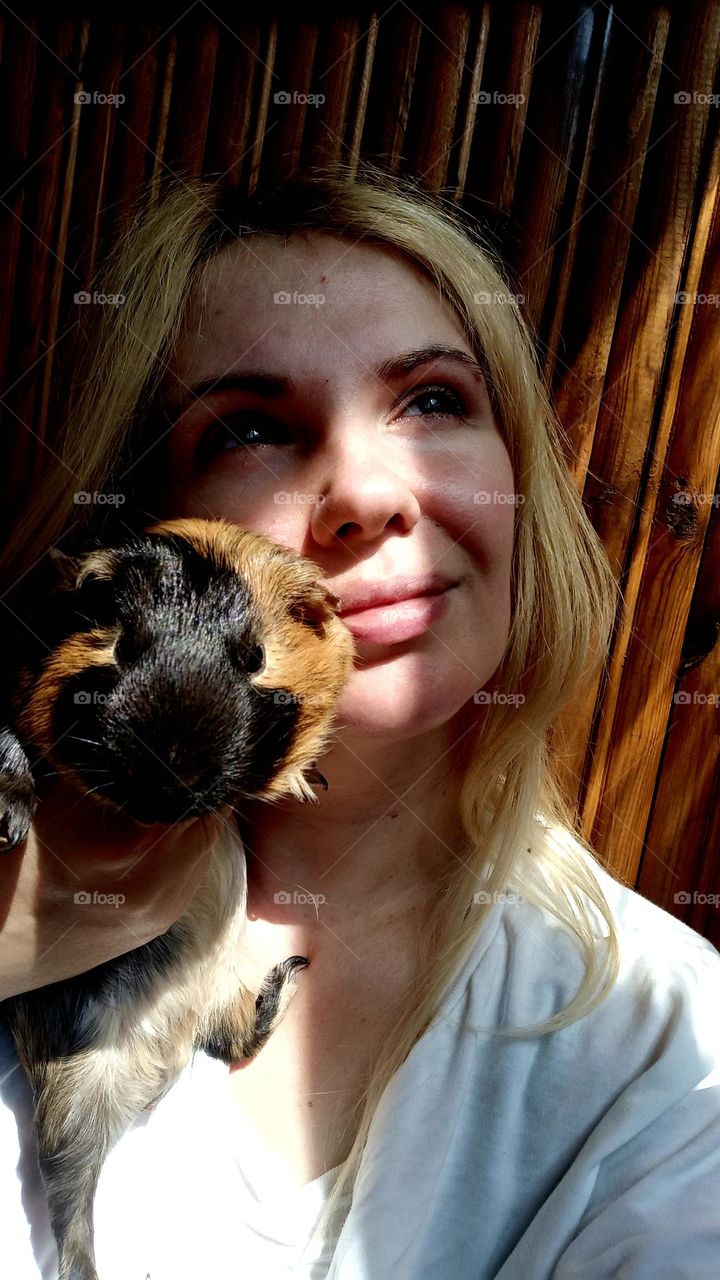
{"left": 0, "top": 1, "right": 717, "bottom": 937}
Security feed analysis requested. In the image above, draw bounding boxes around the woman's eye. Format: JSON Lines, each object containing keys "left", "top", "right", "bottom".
{"left": 400, "top": 385, "right": 467, "bottom": 419}
{"left": 195, "top": 416, "right": 290, "bottom": 464}
{"left": 194, "top": 385, "right": 467, "bottom": 466}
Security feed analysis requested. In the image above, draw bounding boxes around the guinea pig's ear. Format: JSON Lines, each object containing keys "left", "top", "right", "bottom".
{"left": 49, "top": 545, "right": 117, "bottom": 592}
{"left": 48, "top": 545, "right": 83, "bottom": 590}
{"left": 287, "top": 583, "right": 342, "bottom": 635}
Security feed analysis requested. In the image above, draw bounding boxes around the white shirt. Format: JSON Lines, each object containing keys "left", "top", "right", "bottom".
{"left": 2, "top": 849, "right": 719, "bottom": 1279}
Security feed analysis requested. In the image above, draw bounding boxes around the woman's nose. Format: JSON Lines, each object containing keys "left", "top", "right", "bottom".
{"left": 308, "top": 456, "right": 422, "bottom": 547}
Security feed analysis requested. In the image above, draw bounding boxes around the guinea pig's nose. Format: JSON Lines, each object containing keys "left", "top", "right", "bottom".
{"left": 166, "top": 745, "right": 204, "bottom": 787}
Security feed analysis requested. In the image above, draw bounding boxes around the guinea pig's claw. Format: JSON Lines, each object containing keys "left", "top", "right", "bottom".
{"left": 0, "top": 794, "right": 34, "bottom": 851}
{"left": 304, "top": 767, "right": 328, "bottom": 791}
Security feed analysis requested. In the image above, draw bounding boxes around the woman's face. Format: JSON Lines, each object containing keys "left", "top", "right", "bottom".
{"left": 152, "top": 231, "right": 516, "bottom": 739}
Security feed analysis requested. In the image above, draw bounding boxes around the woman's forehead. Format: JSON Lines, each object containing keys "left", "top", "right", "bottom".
{"left": 170, "top": 234, "right": 468, "bottom": 387}
{"left": 203, "top": 228, "right": 425, "bottom": 292}
{"left": 194, "top": 233, "right": 455, "bottom": 338}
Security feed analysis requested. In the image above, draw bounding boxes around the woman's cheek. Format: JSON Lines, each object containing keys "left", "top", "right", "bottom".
{"left": 162, "top": 465, "right": 306, "bottom": 550}
{"left": 213, "top": 491, "right": 307, "bottom": 550}
{"left": 423, "top": 456, "right": 517, "bottom": 575}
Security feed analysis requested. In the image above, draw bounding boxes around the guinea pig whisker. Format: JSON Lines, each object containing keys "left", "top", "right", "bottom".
{"left": 44, "top": 767, "right": 111, "bottom": 778}
{"left": 67, "top": 735, "right": 104, "bottom": 749}
{"left": 82, "top": 782, "right": 112, "bottom": 799}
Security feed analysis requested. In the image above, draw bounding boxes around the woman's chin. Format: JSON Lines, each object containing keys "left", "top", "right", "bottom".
{"left": 333, "top": 670, "right": 477, "bottom": 740}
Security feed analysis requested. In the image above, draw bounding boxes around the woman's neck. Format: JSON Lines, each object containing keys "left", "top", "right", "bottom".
{"left": 238, "top": 722, "right": 471, "bottom": 925}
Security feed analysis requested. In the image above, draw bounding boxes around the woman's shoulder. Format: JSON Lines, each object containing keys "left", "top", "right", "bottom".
{"left": 339, "top": 839, "right": 720, "bottom": 1280}
{"left": 448, "top": 828, "right": 720, "bottom": 1089}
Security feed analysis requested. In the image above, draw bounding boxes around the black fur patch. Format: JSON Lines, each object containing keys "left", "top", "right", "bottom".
{"left": 43, "top": 531, "right": 301, "bottom": 823}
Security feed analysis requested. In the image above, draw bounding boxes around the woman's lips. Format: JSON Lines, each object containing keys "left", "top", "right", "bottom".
{"left": 340, "top": 586, "right": 455, "bottom": 644}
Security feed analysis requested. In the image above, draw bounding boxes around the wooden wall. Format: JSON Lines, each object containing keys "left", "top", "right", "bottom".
{"left": 0, "top": 2, "right": 718, "bottom": 942}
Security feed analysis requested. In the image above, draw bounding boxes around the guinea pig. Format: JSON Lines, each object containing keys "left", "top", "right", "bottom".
{"left": 0, "top": 516, "right": 355, "bottom": 1280}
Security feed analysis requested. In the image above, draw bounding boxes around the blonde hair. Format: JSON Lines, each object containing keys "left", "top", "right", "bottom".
{"left": 0, "top": 161, "right": 623, "bottom": 1242}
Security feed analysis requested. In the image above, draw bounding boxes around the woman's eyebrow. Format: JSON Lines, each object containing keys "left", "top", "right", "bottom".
{"left": 165, "top": 344, "right": 485, "bottom": 423}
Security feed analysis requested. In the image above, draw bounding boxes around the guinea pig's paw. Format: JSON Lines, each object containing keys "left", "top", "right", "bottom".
{"left": 252, "top": 955, "right": 310, "bottom": 1047}
{"left": 0, "top": 729, "right": 37, "bottom": 851}
{"left": 284, "top": 766, "right": 325, "bottom": 805}
{"left": 0, "top": 793, "right": 35, "bottom": 850}
{"left": 304, "top": 765, "right": 329, "bottom": 792}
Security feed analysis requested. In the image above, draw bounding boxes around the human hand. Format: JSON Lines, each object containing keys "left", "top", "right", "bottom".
{"left": 0, "top": 773, "right": 226, "bottom": 1000}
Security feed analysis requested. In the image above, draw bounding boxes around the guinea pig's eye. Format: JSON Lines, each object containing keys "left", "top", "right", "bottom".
{"left": 247, "top": 643, "right": 266, "bottom": 675}
{"left": 226, "top": 636, "right": 266, "bottom": 675}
